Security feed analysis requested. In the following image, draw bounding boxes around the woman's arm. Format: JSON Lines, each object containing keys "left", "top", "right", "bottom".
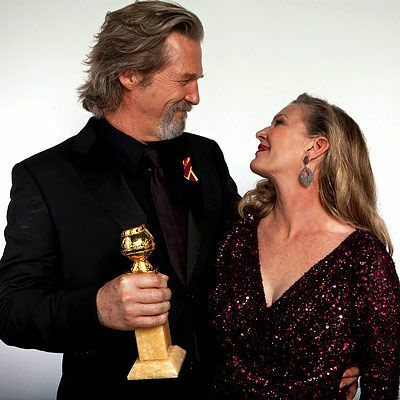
{"left": 353, "top": 235, "right": 400, "bottom": 399}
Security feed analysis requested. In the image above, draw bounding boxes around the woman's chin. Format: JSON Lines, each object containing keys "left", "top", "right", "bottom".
{"left": 250, "top": 159, "right": 258, "bottom": 173}
{"left": 250, "top": 160, "right": 268, "bottom": 178}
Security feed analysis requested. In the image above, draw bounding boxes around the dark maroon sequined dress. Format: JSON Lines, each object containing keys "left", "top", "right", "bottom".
{"left": 209, "top": 215, "right": 400, "bottom": 399}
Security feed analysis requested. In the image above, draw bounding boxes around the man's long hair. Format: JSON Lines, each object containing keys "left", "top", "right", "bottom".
{"left": 78, "top": 1, "right": 203, "bottom": 118}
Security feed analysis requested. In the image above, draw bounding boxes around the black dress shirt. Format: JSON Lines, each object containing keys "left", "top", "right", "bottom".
{"left": 95, "top": 117, "right": 201, "bottom": 285}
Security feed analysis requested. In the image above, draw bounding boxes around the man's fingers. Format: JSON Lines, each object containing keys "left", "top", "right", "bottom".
{"left": 127, "top": 273, "right": 169, "bottom": 288}
{"left": 96, "top": 272, "right": 171, "bottom": 330}
{"left": 135, "top": 287, "right": 171, "bottom": 304}
{"left": 140, "top": 301, "right": 170, "bottom": 316}
{"left": 158, "top": 273, "right": 169, "bottom": 282}
{"left": 340, "top": 365, "right": 359, "bottom": 400}
{"left": 342, "top": 366, "right": 360, "bottom": 378}
{"left": 345, "top": 383, "right": 358, "bottom": 400}
{"left": 340, "top": 376, "right": 358, "bottom": 389}
{"left": 133, "top": 313, "right": 169, "bottom": 328}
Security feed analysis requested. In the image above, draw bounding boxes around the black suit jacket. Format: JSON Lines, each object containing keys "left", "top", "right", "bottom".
{"left": 0, "top": 118, "right": 239, "bottom": 399}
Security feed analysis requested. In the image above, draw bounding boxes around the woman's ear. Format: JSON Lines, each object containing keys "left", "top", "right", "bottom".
{"left": 307, "top": 136, "right": 330, "bottom": 162}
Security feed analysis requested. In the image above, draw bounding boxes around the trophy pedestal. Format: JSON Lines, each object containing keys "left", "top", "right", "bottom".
{"left": 127, "top": 321, "right": 186, "bottom": 380}
{"left": 127, "top": 345, "right": 186, "bottom": 380}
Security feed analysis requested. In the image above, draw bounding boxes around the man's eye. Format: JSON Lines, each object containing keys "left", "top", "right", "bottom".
{"left": 275, "top": 119, "right": 284, "bottom": 125}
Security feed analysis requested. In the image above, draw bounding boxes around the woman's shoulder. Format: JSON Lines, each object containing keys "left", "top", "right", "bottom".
{"left": 348, "top": 229, "right": 390, "bottom": 256}
{"left": 216, "top": 212, "right": 258, "bottom": 260}
{"left": 346, "top": 229, "right": 396, "bottom": 277}
{"left": 348, "top": 231, "right": 400, "bottom": 331}
{"left": 224, "top": 211, "right": 258, "bottom": 239}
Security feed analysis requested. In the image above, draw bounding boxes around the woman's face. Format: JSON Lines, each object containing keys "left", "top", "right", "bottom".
{"left": 250, "top": 103, "right": 310, "bottom": 181}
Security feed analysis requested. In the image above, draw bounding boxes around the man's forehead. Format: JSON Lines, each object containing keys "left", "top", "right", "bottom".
{"left": 165, "top": 32, "right": 201, "bottom": 52}
{"left": 166, "top": 54, "right": 203, "bottom": 79}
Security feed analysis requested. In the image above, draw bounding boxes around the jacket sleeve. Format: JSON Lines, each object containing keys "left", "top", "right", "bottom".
{"left": 353, "top": 240, "right": 400, "bottom": 399}
{"left": 0, "top": 162, "right": 101, "bottom": 352}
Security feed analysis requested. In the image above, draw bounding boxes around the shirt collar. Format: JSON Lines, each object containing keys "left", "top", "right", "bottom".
{"left": 95, "top": 117, "right": 189, "bottom": 170}
{"left": 95, "top": 118, "right": 146, "bottom": 170}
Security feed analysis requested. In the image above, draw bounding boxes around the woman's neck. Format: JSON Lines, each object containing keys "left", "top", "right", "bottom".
{"left": 266, "top": 178, "right": 340, "bottom": 238}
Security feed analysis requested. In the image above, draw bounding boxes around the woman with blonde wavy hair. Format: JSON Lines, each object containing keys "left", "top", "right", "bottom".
{"left": 209, "top": 93, "right": 400, "bottom": 399}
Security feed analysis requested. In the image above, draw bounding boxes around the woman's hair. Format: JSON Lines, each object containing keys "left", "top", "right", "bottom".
{"left": 239, "top": 93, "right": 393, "bottom": 254}
{"left": 78, "top": 1, "right": 203, "bottom": 118}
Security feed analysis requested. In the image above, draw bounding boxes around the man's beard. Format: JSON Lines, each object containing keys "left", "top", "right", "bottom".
{"left": 156, "top": 100, "right": 192, "bottom": 140}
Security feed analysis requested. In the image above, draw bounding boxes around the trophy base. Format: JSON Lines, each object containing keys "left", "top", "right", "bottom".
{"left": 127, "top": 345, "right": 186, "bottom": 380}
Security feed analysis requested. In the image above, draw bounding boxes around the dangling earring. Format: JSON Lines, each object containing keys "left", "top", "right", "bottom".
{"left": 299, "top": 155, "right": 313, "bottom": 187}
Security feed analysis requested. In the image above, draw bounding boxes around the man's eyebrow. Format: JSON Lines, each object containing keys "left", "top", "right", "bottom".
{"left": 180, "top": 72, "right": 204, "bottom": 80}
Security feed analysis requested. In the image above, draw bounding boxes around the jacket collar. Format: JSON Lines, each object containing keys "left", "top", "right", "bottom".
{"left": 68, "top": 117, "right": 147, "bottom": 230}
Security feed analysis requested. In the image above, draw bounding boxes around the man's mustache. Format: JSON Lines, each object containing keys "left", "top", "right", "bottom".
{"left": 170, "top": 101, "right": 193, "bottom": 113}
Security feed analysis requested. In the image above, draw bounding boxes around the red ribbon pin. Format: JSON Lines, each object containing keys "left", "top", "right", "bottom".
{"left": 183, "top": 157, "right": 199, "bottom": 183}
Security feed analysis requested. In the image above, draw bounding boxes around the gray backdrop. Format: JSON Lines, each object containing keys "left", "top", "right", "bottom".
{"left": 1, "top": 0, "right": 399, "bottom": 398}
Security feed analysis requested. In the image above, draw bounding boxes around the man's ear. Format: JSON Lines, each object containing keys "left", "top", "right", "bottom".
{"left": 118, "top": 70, "right": 144, "bottom": 90}
{"left": 307, "top": 136, "right": 330, "bottom": 162}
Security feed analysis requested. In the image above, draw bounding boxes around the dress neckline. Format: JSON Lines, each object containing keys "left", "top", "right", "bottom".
{"left": 254, "top": 226, "right": 360, "bottom": 310}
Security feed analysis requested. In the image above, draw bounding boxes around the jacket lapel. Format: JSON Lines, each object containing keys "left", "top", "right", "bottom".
{"left": 67, "top": 119, "right": 147, "bottom": 232}
{"left": 186, "top": 209, "right": 202, "bottom": 282}
{"left": 185, "top": 135, "right": 221, "bottom": 287}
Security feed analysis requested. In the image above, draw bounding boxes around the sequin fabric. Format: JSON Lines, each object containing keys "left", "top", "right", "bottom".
{"left": 209, "top": 215, "right": 400, "bottom": 399}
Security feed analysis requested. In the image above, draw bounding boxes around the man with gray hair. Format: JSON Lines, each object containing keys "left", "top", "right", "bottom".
{"left": 0, "top": 1, "right": 239, "bottom": 398}
{"left": 0, "top": 1, "right": 359, "bottom": 399}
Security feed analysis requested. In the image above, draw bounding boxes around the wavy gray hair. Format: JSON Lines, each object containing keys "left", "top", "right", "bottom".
{"left": 78, "top": 1, "right": 204, "bottom": 118}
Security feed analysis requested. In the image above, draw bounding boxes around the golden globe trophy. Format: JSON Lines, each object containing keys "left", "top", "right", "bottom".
{"left": 121, "top": 224, "right": 186, "bottom": 380}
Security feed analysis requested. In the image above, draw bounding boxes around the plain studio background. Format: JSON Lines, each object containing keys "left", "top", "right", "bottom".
{"left": 0, "top": 0, "right": 399, "bottom": 398}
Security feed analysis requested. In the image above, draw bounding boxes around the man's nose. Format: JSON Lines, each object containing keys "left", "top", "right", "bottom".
{"left": 185, "top": 81, "right": 200, "bottom": 105}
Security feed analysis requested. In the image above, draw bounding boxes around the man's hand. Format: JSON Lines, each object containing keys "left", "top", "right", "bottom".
{"left": 339, "top": 366, "right": 360, "bottom": 400}
{"left": 96, "top": 273, "right": 171, "bottom": 330}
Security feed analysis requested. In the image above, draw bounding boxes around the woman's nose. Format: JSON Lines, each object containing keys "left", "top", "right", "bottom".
{"left": 256, "top": 127, "right": 269, "bottom": 140}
